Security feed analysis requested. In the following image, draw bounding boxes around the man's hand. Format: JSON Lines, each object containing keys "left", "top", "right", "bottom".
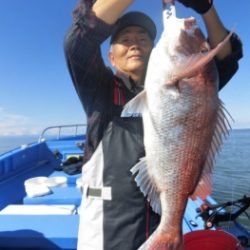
{"left": 177, "top": 0, "right": 213, "bottom": 14}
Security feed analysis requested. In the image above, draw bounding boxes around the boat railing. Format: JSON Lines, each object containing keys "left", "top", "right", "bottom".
{"left": 38, "top": 124, "right": 87, "bottom": 143}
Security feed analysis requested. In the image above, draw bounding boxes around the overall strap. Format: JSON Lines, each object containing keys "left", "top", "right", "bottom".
{"left": 113, "top": 79, "right": 126, "bottom": 106}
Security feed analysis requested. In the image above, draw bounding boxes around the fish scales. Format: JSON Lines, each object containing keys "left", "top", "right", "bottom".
{"left": 122, "top": 1, "right": 232, "bottom": 249}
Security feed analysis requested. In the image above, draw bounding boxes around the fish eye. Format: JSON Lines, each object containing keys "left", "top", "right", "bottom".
{"left": 200, "top": 48, "right": 209, "bottom": 53}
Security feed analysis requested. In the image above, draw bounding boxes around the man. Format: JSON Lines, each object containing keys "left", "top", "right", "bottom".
{"left": 64, "top": 0, "right": 242, "bottom": 249}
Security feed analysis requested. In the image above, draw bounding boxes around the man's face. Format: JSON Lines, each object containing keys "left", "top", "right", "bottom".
{"left": 109, "top": 26, "right": 153, "bottom": 78}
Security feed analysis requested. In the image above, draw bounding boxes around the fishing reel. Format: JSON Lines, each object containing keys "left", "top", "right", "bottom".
{"left": 196, "top": 195, "right": 250, "bottom": 228}
{"left": 196, "top": 195, "right": 250, "bottom": 247}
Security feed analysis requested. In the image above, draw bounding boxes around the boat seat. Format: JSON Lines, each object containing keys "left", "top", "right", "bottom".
{"left": 0, "top": 214, "right": 79, "bottom": 249}
{"left": 0, "top": 204, "right": 76, "bottom": 215}
{"left": 23, "top": 186, "right": 82, "bottom": 206}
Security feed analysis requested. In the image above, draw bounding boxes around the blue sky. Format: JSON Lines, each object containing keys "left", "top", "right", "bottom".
{"left": 0, "top": 0, "right": 249, "bottom": 136}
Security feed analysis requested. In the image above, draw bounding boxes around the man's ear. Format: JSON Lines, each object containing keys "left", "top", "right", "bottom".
{"left": 108, "top": 50, "right": 115, "bottom": 67}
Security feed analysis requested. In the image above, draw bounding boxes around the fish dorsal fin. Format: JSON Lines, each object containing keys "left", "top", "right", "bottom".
{"left": 175, "top": 31, "right": 233, "bottom": 80}
{"left": 191, "top": 100, "right": 232, "bottom": 200}
{"left": 131, "top": 157, "right": 161, "bottom": 215}
{"left": 121, "top": 90, "right": 147, "bottom": 117}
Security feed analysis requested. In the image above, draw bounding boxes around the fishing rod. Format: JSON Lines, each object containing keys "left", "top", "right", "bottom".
{"left": 196, "top": 195, "right": 250, "bottom": 229}
{"left": 195, "top": 195, "right": 250, "bottom": 247}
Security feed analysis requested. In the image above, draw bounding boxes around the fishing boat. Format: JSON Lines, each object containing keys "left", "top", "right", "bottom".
{"left": 0, "top": 124, "right": 249, "bottom": 250}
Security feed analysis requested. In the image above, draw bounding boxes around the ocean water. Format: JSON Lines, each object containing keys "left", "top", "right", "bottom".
{"left": 0, "top": 135, "right": 39, "bottom": 154}
{"left": 212, "top": 129, "right": 250, "bottom": 231}
{"left": 0, "top": 129, "right": 249, "bottom": 230}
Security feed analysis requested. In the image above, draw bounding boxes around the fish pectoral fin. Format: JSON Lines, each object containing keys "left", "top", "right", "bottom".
{"left": 121, "top": 90, "right": 147, "bottom": 117}
{"left": 175, "top": 31, "right": 233, "bottom": 80}
{"left": 131, "top": 157, "right": 161, "bottom": 215}
{"left": 192, "top": 100, "right": 232, "bottom": 200}
{"left": 162, "top": 79, "right": 180, "bottom": 98}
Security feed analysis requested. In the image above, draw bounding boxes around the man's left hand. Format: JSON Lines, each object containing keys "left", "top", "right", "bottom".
{"left": 177, "top": 0, "right": 213, "bottom": 14}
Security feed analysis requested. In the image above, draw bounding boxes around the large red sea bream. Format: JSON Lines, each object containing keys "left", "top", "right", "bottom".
{"left": 122, "top": 0, "right": 232, "bottom": 249}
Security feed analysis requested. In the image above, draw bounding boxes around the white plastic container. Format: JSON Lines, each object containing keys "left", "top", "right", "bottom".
{"left": 24, "top": 177, "right": 51, "bottom": 198}
{"left": 44, "top": 176, "right": 67, "bottom": 187}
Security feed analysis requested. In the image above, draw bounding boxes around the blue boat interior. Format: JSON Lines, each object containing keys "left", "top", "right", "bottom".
{"left": 0, "top": 127, "right": 249, "bottom": 250}
{"left": 0, "top": 134, "right": 85, "bottom": 249}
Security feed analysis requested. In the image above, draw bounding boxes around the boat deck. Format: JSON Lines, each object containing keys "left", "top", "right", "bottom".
{"left": 0, "top": 172, "right": 204, "bottom": 250}
{"left": 0, "top": 132, "right": 249, "bottom": 249}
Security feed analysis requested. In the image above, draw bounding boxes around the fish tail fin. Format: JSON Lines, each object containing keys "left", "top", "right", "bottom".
{"left": 138, "top": 229, "right": 182, "bottom": 250}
